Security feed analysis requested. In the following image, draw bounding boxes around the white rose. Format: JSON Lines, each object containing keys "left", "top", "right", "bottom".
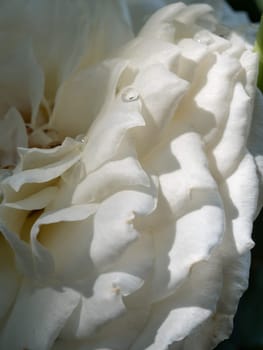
{"left": 0, "top": 2, "right": 263, "bottom": 350}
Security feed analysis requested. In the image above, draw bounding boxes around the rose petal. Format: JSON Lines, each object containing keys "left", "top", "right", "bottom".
{"left": 73, "top": 155, "right": 150, "bottom": 204}
{"left": 0, "top": 108, "right": 27, "bottom": 168}
{"left": 132, "top": 64, "right": 189, "bottom": 154}
{"left": 30, "top": 204, "right": 98, "bottom": 279}
{"left": 130, "top": 254, "right": 222, "bottom": 350}
{"left": 152, "top": 190, "right": 224, "bottom": 301}
{"left": 221, "top": 153, "right": 258, "bottom": 255}
{"left": 4, "top": 186, "right": 58, "bottom": 210}
{"left": 0, "top": 223, "right": 35, "bottom": 278}
{"left": 4, "top": 138, "right": 81, "bottom": 191}
{"left": 0, "top": 0, "right": 132, "bottom": 101}
{"left": 0, "top": 237, "right": 20, "bottom": 322}
{"left": 50, "top": 60, "right": 128, "bottom": 138}
{"left": 0, "top": 281, "right": 80, "bottom": 350}
{"left": 0, "top": 37, "right": 44, "bottom": 122}
{"left": 248, "top": 89, "right": 263, "bottom": 211}
{"left": 61, "top": 272, "right": 143, "bottom": 340}
{"left": 91, "top": 190, "right": 156, "bottom": 270}
{"left": 211, "top": 82, "right": 251, "bottom": 178}
{"left": 81, "top": 85, "right": 145, "bottom": 173}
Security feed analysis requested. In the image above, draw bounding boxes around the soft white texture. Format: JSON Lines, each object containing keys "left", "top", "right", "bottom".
{"left": 0, "top": 1, "right": 263, "bottom": 350}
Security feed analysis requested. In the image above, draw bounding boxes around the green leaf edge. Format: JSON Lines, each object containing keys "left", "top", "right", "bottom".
{"left": 255, "top": 15, "right": 263, "bottom": 93}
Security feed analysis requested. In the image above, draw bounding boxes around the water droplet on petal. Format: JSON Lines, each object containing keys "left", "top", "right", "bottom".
{"left": 121, "top": 87, "right": 139, "bottom": 102}
{"left": 76, "top": 134, "right": 87, "bottom": 143}
{"left": 194, "top": 31, "right": 213, "bottom": 45}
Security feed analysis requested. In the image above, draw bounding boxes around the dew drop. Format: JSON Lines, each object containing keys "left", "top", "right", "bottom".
{"left": 76, "top": 134, "right": 87, "bottom": 143}
{"left": 194, "top": 31, "right": 213, "bottom": 45}
{"left": 121, "top": 87, "right": 139, "bottom": 102}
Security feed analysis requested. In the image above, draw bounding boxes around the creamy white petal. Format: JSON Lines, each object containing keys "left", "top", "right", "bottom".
{"left": 145, "top": 130, "right": 218, "bottom": 217}
{"left": 16, "top": 137, "right": 81, "bottom": 170}
{"left": 221, "top": 153, "right": 258, "bottom": 254}
{"left": 0, "top": 223, "right": 35, "bottom": 278}
{"left": 211, "top": 253, "right": 251, "bottom": 346}
{"left": 176, "top": 38, "right": 209, "bottom": 81}
{"left": 0, "top": 3, "right": 261, "bottom": 350}
{"left": 50, "top": 60, "right": 128, "bottom": 139}
{"left": 55, "top": 298, "right": 150, "bottom": 350}
{"left": 4, "top": 138, "right": 82, "bottom": 191}
{"left": 173, "top": 3, "right": 213, "bottom": 24}
{"left": 181, "top": 254, "right": 251, "bottom": 350}
{"left": 0, "top": 281, "right": 80, "bottom": 350}
{"left": 131, "top": 64, "right": 189, "bottom": 154}
{"left": 73, "top": 156, "right": 150, "bottom": 204}
{"left": 152, "top": 189, "right": 224, "bottom": 301}
{"left": 211, "top": 82, "right": 251, "bottom": 179}
{"left": 106, "top": 229, "right": 154, "bottom": 282}
{"left": 131, "top": 254, "right": 223, "bottom": 350}
{"left": 0, "top": 237, "right": 20, "bottom": 322}
{"left": 0, "top": 205, "right": 28, "bottom": 234}
{"left": 193, "top": 54, "right": 241, "bottom": 144}
{"left": 0, "top": 0, "right": 132, "bottom": 101}
{"left": 76, "top": 1, "right": 133, "bottom": 69}
{"left": 240, "top": 51, "right": 259, "bottom": 98}
{"left": 0, "top": 108, "right": 27, "bottom": 168}
{"left": 137, "top": 3, "right": 188, "bottom": 41}
{"left": 120, "top": 37, "right": 180, "bottom": 73}
{"left": 82, "top": 86, "right": 145, "bottom": 173}
{"left": 248, "top": 89, "right": 263, "bottom": 211}
{"left": 6, "top": 152, "right": 80, "bottom": 192}
{"left": 61, "top": 272, "right": 143, "bottom": 340}
{"left": 91, "top": 191, "right": 155, "bottom": 270}
{"left": 0, "top": 38, "right": 44, "bottom": 122}
{"left": 134, "top": 64, "right": 188, "bottom": 128}
{"left": 4, "top": 186, "right": 58, "bottom": 210}
{"left": 30, "top": 204, "right": 97, "bottom": 279}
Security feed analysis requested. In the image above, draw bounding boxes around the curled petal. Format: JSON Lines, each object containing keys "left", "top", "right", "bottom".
{"left": 4, "top": 138, "right": 82, "bottom": 191}
{"left": 91, "top": 190, "right": 156, "bottom": 270}
{"left": 61, "top": 272, "right": 143, "bottom": 340}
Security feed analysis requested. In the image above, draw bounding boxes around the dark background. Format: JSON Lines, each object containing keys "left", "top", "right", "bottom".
{"left": 216, "top": 2, "right": 263, "bottom": 349}
{"left": 227, "top": 0, "right": 261, "bottom": 22}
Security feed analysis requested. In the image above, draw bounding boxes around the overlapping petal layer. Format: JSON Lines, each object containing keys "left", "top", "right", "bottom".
{"left": 0, "top": 2, "right": 263, "bottom": 350}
